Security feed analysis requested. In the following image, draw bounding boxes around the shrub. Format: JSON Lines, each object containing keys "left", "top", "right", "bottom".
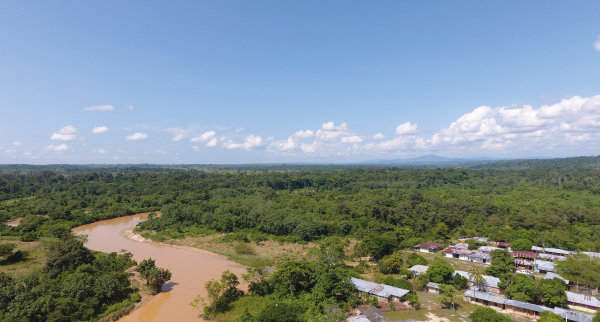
{"left": 407, "top": 253, "right": 427, "bottom": 266}
{"left": 378, "top": 252, "right": 404, "bottom": 274}
{"left": 469, "top": 307, "right": 515, "bottom": 322}
{"left": 234, "top": 243, "right": 256, "bottom": 255}
{"left": 20, "top": 232, "right": 38, "bottom": 242}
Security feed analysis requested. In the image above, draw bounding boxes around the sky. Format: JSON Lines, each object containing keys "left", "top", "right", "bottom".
{"left": 1, "top": 1, "right": 600, "bottom": 164}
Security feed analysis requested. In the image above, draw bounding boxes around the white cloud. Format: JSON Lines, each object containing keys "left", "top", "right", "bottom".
{"left": 395, "top": 122, "right": 418, "bottom": 135}
{"left": 340, "top": 135, "right": 363, "bottom": 143}
{"left": 165, "top": 128, "right": 188, "bottom": 141}
{"left": 83, "top": 105, "right": 114, "bottom": 111}
{"left": 51, "top": 126, "right": 77, "bottom": 141}
{"left": 113, "top": 156, "right": 120, "bottom": 160}
{"left": 192, "top": 146, "right": 200, "bottom": 152}
{"left": 12, "top": 142, "right": 22, "bottom": 146}
{"left": 224, "top": 135, "right": 263, "bottom": 150}
{"left": 45, "top": 144, "right": 69, "bottom": 152}
{"left": 373, "top": 133, "right": 385, "bottom": 139}
{"left": 293, "top": 130, "right": 315, "bottom": 138}
{"left": 321, "top": 122, "right": 348, "bottom": 131}
{"left": 126, "top": 133, "right": 148, "bottom": 141}
{"left": 155, "top": 150, "right": 166, "bottom": 154}
{"left": 270, "top": 137, "right": 297, "bottom": 151}
{"left": 206, "top": 138, "right": 218, "bottom": 147}
{"left": 190, "top": 131, "right": 216, "bottom": 142}
{"left": 126, "top": 105, "right": 135, "bottom": 110}
{"left": 96, "top": 149, "right": 108, "bottom": 154}
{"left": 92, "top": 126, "right": 109, "bottom": 134}
{"left": 4, "top": 149, "right": 16, "bottom": 154}
{"left": 594, "top": 36, "right": 600, "bottom": 52}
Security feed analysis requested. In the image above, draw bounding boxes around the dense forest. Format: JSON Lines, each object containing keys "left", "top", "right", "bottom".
{"left": 2, "top": 157, "right": 600, "bottom": 321}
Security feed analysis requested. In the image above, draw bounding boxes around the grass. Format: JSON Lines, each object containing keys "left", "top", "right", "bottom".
{"left": 0, "top": 236, "right": 55, "bottom": 276}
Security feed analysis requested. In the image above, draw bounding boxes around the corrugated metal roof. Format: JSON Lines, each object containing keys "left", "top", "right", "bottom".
{"left": 505, "top": 300, "right": 553, "bottom": 313}
{"left": 350, "top": 278, "right": 410, "bottom": 299}
{"left": 538, "top": 253, "right": 566, "bottom": 261}
{"left": 419, "top": 242, "right": 441, "bottom": 249}
{"left": 567, "top": 291, "right": 600, "bottom": 307}
{"left": 347, "top": 316, "right": 370, "bottom": 322}
{"left": 583, "top": 251, "right": 600, "bottom": 259}
{"left": 531, "top": 246, "right": 574, "bottom": 255}
{"left": 535, "top": 260, "right": 556, "bottom": 271}
{"left": 464, "top": 290, "right": 507, "bottom": 304}
{"left": 545, "top": 272, "right": 569, "bottom": 284}
{"left": 515, "top": 259, "right": 533, "bottom": 266}
{"left": 409, "top": 265, "right": 428, "bottom": 274}
{"left": 356, "top": 306, "right": 392, "bottom": 322}
{"left": 467, "top": 252, "right": 491, "bottom": 260}
{"left": 454, "top": 270, "right": 500, "bottom": 288}
{"left": 478, "top": 246, "right": 500, "bottom": 252}
{"left": 511, "top": 251, "right": 538, "bottom": 259}
{"left": 426, "top": 282, "right": 439, "bottom": 289}
{"left": 445, "top": 248, "right": 476, "bottom": 255}
{"left": 553, "top": 308, "right": 595, "bottom": 322}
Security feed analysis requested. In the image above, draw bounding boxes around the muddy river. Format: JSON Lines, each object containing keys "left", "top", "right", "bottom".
{"left": 72, "top": 213, "right": 246, "bottom": 322}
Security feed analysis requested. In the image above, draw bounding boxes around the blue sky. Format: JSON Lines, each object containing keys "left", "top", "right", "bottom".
{"left": 1, "top": 1, "right": 600, "bottom": 164}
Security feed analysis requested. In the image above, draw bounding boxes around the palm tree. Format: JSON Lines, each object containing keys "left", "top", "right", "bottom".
{"left": 469, "top": 265, "right": 486, "bottom": 292}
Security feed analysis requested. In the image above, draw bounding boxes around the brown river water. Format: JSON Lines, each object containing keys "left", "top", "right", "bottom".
{"left": 72, "top": 213, "right": 247, "bottom": 322}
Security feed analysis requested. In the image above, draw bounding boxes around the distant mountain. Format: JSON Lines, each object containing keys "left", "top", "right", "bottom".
{"left": 359, "top": 154, "right": 502, "bottom": 165}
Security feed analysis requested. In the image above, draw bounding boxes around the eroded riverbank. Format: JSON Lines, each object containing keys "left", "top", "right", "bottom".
{"left": 72, "top": 212, "right": 247, "bottom": 322}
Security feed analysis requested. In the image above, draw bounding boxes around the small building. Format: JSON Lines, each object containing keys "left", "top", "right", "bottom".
{"left": 463, "top": 290, "right": 507, "bottom": 311}
{"left": 466, "top": 252, "right": 491, "bottom": 264}
{"left": 553, "top": 307, "right": 596, "bottom": 322}
{"left": 531, "top": 246, "right": 574, "bottom": 256}
{"left": 544, "top": 272, "right": 569, "bottom": 284}
{"left": 352, "top": 306, "right": 391, "bottom": 322}
{"left": 444, "top": 248, "right": 475, "bottom": 260}
{"left": 534, "top": 260, "right": 556, "bottom": 273}
{"left": 409, "top": 265, "right": 428, "bottom": 276}
{"left": 515, "top": 259, "right": 533, "bottom": 270}
{"left": 351, "top": 278, "right": 410, "bottom": 303}
{"left": 426, "top": 282, "right": 439, "bottom": 294}
{"left": 511, "top": 250, "right": 538, "bottom": 261}
{"left": 454, "top": 271, "right": 502, "bottom": 294}
{"left": 538, "top": 253, "right": 566, "bottom": 262}
{"left": 566, "top": 291, "right": 600, "bottom": 312}
{"left": 488, "top": 241, "right": 510, "bottom": 249}
{"left": 418, "top": 242, "right": 441, "bottom": 253}
{"left": 478, "top": 246, "right": 500, "bottom": 252}
{"left": 583, "top": 251, "right": 600, "bottom": 259}
{"left": 504, "top": 300, "right": 553, "bottom": 318}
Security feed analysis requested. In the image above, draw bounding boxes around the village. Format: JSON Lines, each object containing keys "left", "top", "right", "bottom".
{"left": 348, "top": 238, "right": 599, "bottom": 322}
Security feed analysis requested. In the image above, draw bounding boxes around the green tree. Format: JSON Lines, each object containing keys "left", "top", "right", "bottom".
{"left": 433, "top": 223, "right": 450, "bottom": 242}
{"left": 438, "top": 285, "right": 457, "bottom": 309}
{"left": 537, "top": 278, "right": 567, "bottom": 307}
{"left": 383, "top": 276, "right": 413, "bottom": 291}
{"left": 353, "top": 234, "right": 396, "bottom": 259}
{"left": 256, "top": 302, "right": 304, "bottom": 322}
{"left": 504, "top": 274, "right": 537, "bottom": 302}
{"left": 270, "top": 260, "right": 314, "bottom": 294}
{"left": 469, "top": 265, "right": 486, "bottom": 291}
{"left": 510, "top": 239, "right": 533, "bottom": 251}
{"left": 137, "top": 258, "right": 172, "bottom": 294}
{"left": 190, "top": 270, "right": 243, "bottom": 319}
{"left": 0, "top": 243, "right": 16, "bottom": 257}
{"left": 378, "top": 252, "right": 404, "bottom": 274}
{"left": 485, "top": 249, "right": 515, "bottom": 278}
{"left": 538, "top": 311, "right": 564, "bottom": 322}
{"left": 407, "top": 253, "right": 428, "bottom": 266}
{"left": 452, "top": 273, "right": 468, "bottom": 290}
{"left": 45, "top": 237, "right": 95, "bottom": 278}
{"left": 469, "top": 307, "right": 515, "bottom": 322}
{"left": 555, "top": 253, "right": 600, "bottom": 290}
{"left": 426, "top": 260, "right": 454, "bottom": 284}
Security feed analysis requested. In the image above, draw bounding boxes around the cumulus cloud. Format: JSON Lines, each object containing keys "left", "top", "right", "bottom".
{"left": 322, "top": 122, "right": 348, "bottom": 131}
{"left": 192, "top": 146, "right": 200, "bottom": 152}
{"left": 594, "top": 36, "right": 600, "bottom": 52}
{"left": 395, "top": 122, "right": 418, "bottom": 135}
{"left": 126, "top": 105, "right": 135, "bottom": 110}
{"left": 125, "top": 133, "right": 148, "bottom": 141}
{"left": 165, "top": 128, "right": 188, "bottom": 141}
{"left": 83, "top": 105, "right": 114, "bottom": 111}
{"left": 340, "top": 135, "right": 363, "bottom": 143}
{"left": 373, "top": 133, "right": 385, "bottom": 139}
{"left": 96, "top": 149, "right": 108, "bottom": 154}
{"left": 51, "top": 126, "right": 77, "bottom": 141}
{"left": 92, "top": 126, "right": 109, "bottom": 134}
{"left": 293, "top": 130, "right": 315, "bottom": 138}
{"left": 269, "top": 137, "right": 297, "bottom": 151}
{"left": 224, "top": 135, "right": 263, "bottom": 150}
{"left": 45, "top": 144, "right": 69, "bottom": 152}
{"left": 206, "top": 138, "right": 218, "bottom": 147}
{"left": 190, "top": 131, "right": 216, "bottom": 142}
{"left": 12, "top": 142, "right": 22, "bottom": 146}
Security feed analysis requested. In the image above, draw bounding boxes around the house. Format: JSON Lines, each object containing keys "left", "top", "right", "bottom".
{"left": 488, "top": 241, "right": 510, "bottom": 249}
{"left": 534, "top": 260, "right": 556, "bottom": 273}
{"left": 454, "top": 270, "right": 502, "bottom": 293}
{"left": 426, "top": 282, "right": 439, "bottom": 294}
{"left": 466, "top": 252, "right": 491, "bottom": 264}
{"left": 354, "top": 306, "right": 391, "bottom": 322}
{"left": 583, "top": 251, "right": 600, "bottom": 259}
{"left": 463, "top": 290, "right": 507, "bottom": 311}
{"left": 418, "top": 242, "right": 441, "bottom": 253}
{"left": 504, "top": 300, "right": 553, "bottom": 318}
{"left": 511, "top": 251, "right": 538, "bottom": 261}
{"left": 532, "top": 246, "right": 574, "bottom": 256}
{"left": 553, "top": 308, "right": 596, "bottom": 322}
{"left": 351, "top": 278, "right": 410, "bottom": 303}
{"left": 478, "top": 246, "right": 500, "bottom": 252}
{"left": 409, "top": 265, "right": 428, "bottom": 276}
{"left": 538, "top": 253, "right": 566, "bottom": 262}
{"left": 514, "top": 259, "right": 534, "bottom": 270}
{"left": 444, "top": 248, "right": 475, "bottom": 260}
{"left": 566, "top": 291, "right": 600, "bottom": 312}
{"left": 544, "top": 272, "right": 569, "bottom": 284}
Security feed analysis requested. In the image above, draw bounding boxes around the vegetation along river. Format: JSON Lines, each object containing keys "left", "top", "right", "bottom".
{"left": 72, "top": 212, "right": 247, "bottom": 322}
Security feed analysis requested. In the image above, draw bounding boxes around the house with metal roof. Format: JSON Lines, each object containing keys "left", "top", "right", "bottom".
{"left": 444, "top": 247, "right": 476, "bottom": 260}
{"left": 532, "top": 246, "right": 575, "bottom": 256}
{"left": 454, "top": 270, "right": 502, "bottom": 293}
{"left": 463, "top": 290, "right": 507, "bottom": 311}
{"left": 504, "top": 299, "right": 553, "bottom": 318}
{"left": 534, "top": 259, "right": 556, "bottom": 273}
{"left": 466, "top": 252, "right": 491, "bottom": 264}
{"left": 350, "top": 306, "right": 392, "bottom": 322}
{"left": 566, "top": 291, "right": 600, "bottom": 312}
{"left": 409, "top": 265, "right": 428, "bottom": 276}
{"left": 350, "top": 278, "right": 410, "bottom": 303}
{"left": 545, "top": 272, "right": 569, "bottom": 284}
{"left": 426, "top": 282, "right": 439, "bottom": 294}
{"left": 417, "top": 242, "right": 441, "bottom": 253}
{"left": 552, "top": 307, "right": 596, "bottom": 322}
{"left": 488, "top": 241, "right": 510, "bottom": 249}
{"left": 478, "top": 246, "right": 500, "bottom": 252}
{"left": 583, "top": 251, "right": 600, "bottom": 259}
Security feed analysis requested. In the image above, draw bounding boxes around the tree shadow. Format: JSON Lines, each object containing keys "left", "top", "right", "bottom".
{"left": 161, "top": 281, "right": 179, "bottom": 292}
